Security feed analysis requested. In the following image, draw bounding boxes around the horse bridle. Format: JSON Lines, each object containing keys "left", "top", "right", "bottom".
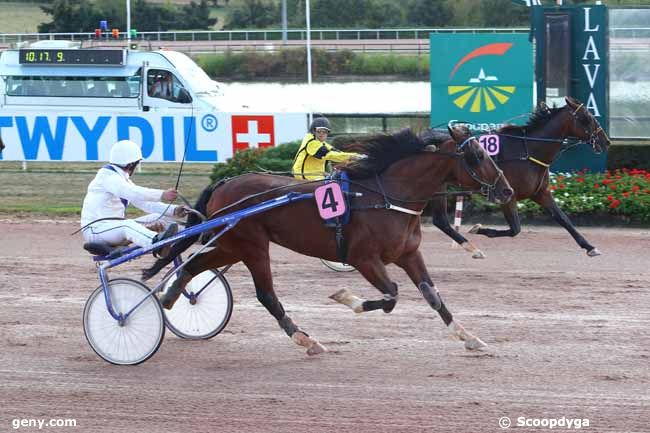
{"left": 571, "top": 103, "right": 609, "bottom": 153}
{"left": 457, "top": 136, "right": 507, "bottom": 201}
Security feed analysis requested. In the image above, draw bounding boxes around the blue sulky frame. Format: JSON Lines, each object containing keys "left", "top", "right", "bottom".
{"left": 92, "top": 192, "right": 313, "bottom": 324}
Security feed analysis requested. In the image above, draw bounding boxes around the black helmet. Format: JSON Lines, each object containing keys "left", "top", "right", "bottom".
{"left": 310, "top": 117, "right": 331, "bottom": 133}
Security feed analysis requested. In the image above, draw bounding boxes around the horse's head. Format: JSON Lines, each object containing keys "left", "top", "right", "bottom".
{"left": 447, "top": 125, "right": 514, "bottom": 204}
{"left": 564, "top": 97, "right": 611, "bottom": 154}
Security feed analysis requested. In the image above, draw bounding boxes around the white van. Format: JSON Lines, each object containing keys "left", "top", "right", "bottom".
{"left": 0, "top": 42, "right": 307, "bottom": 162}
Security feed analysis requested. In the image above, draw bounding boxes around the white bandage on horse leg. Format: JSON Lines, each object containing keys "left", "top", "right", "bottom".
{"left": 451, "top": 196, "right": 464, "bottom": 248}
{"left": 329, "top": 289, "right": 365, "bottom": 313}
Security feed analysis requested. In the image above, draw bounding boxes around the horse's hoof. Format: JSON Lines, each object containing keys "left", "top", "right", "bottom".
{"left": 587, "top": 248, "right": 602, "bottom": 257}
{"left": 464, "top": 337, "right": 488, "bottom": 351}
{"left": 472, "top": 250, "right": 486, "bottom": 259}
{"left": 292, "top": 332, "right": 327, "bottom": 356}
{"left": 307, "top": 342, "right": 328, "bottom": 356}
{"left": 141, "top": 268, "right": 154, "bottom": 281}
{"left": 468, "top": 224, "right": 482, "bottom": 234}
{"left": 329, "top": 289, "right": 364, "bottom": 313}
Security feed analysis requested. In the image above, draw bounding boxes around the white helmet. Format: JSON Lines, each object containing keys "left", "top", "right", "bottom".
{"left": 109, "top": 140, "right": 143, "bottom": 166}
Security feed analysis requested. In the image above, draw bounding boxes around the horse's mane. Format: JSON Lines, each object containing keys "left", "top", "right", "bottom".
{"left": 499, "top": 104, "right": 564, "bottom": 135}
{"left": 337, "top": 128, "right": 450, "bottom": 179}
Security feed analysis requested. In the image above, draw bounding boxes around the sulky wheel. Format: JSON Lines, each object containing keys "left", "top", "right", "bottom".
{"left": 83, "top": 278, "right": 165, "bottom": 365}
{"left": 320, "top": 259, "right": 356, "bottom": 273}
{"left": 161, "top": 269, "right": 233, "bottom": 340}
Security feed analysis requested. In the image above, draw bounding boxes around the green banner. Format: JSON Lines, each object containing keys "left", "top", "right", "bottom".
{"left": 430, "top": 34, "right": 534, "bottom": 131}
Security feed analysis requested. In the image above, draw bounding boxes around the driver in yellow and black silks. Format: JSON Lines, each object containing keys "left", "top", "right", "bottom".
{"left": 292, "top": 117, "right": 361, "bottom": 180}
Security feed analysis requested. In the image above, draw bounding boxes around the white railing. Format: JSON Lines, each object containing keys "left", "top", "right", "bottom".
{"left": 0, "top": 27, "right": 529, "bottom": 45}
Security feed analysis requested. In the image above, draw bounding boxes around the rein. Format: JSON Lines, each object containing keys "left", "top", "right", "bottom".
{"left": 492, "top": 132, "right": 579, "bottom": 168}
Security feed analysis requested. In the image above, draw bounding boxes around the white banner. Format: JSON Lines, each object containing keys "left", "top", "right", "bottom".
{"left": 0, "top": 111, "right": 307, "bottom": 163}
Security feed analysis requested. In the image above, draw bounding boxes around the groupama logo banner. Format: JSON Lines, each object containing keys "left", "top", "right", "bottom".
{"left": 430, "top": 34, "right": 533, "bottom": 131}
{"left": 447, "top": 43, "right": 517, "bottom": 113}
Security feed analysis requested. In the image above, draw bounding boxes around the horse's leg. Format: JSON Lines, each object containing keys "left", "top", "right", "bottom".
{"left": 532, "top": 190, "right": 600, "bottom": 256}
{"left": 243, "top": 252, "right": 327, "bottom": 356}
{"left": 159, "top": 247, "right": 238, "bottom": 309}
{"left": 469, "top": 199, "right": 521, "bottom": 238}
{"left": 431, "top": 197, "right": 486, "bottom": 258}
{"left": 329, "top": 259, "right": 399, "bottom": 313}
{"left": 395, "top": 250, "right": 487, "bottom": 351}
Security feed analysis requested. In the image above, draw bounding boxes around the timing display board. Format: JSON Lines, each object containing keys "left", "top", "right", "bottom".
{"left": 18, "top": 49, "right": 125, "bottom": 66}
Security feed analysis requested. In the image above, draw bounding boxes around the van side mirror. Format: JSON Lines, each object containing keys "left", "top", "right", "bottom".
{"left": 177, "top": 88, "right": 192, "bottom": 104}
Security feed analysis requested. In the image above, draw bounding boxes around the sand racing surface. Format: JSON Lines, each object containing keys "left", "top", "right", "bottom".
{"left": 0, "top": 219, "right": 648, "bottom": 433}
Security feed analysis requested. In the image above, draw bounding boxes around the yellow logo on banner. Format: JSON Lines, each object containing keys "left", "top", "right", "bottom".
{"left": 448, "top": 68, "right": 516, "bottom": 113}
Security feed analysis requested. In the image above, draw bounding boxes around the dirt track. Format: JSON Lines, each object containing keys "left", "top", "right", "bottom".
{"left": 0, "top": 220, "right": 648, "bottom": 433}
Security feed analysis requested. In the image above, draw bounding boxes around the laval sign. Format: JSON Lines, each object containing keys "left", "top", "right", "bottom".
{"left": 531, "top": 4, "right": 608, "bottom": 172}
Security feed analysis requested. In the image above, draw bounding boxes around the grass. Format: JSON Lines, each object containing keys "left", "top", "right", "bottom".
{"left": 0, "top": 162, "right": 214, "bottom": 217}
{"left": 0, "top": 2, "right": 48, "bottom": 34}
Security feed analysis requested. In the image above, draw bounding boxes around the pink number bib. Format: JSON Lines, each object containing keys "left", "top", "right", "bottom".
{"left": 314, "top": 183, "right": 346, "bottom": 219}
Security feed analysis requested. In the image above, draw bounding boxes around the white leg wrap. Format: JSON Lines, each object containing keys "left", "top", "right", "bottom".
{"left": 329, "top": 289, "right": 365, "bottom": 313}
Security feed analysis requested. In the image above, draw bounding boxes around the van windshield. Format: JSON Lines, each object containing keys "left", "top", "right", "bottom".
{"left": 167, "top": 52, "right": 221, "bottom": 95}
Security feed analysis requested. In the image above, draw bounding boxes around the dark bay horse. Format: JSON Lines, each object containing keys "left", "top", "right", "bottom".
{"left": 432, "top": 97, "right": 611, "bottom": 257}
{"left": 145, "top": 126, "right": 513, "bottom": 355}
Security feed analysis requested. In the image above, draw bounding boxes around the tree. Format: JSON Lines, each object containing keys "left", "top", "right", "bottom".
{"left": 364, "top": 0, "right": 404, "bottom": 28}
{"left": 310, "top": 0, "right": 369, "bottom": 28}
{"left": 406, "top": 0, "right": 453, "bottom": 27}
{"left": 181, "top": 1, "right": 218, "bottom": 30}
{"left": 39, "top": 0, "right": 217, "bottom": 33}
{"left": 480, "top": 0, "right": 529, "bottom": 27}
{"left": 224, "top": 0, "right": 277, "bottom": 29}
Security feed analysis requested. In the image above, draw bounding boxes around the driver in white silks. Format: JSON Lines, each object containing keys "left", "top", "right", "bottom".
{"left": 80, "top": 139, "right": 187, "bottom": 258}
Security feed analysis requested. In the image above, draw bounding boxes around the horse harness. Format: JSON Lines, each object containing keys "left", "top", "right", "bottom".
{"left": 320, "top": 171, "right": 422, "bottom": 264}
{"left": 571, "top": 103, "right": 609, "bottom": 153}
{"left": 454, "top": 136, "right": 508, "bottom": 202}
{"left": 326, "top": 139, "right": 504, "bottom": 262}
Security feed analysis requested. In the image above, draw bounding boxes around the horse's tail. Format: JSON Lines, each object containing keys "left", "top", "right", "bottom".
{"left": 142, "top": 182, "right": 219, "bottom": 281}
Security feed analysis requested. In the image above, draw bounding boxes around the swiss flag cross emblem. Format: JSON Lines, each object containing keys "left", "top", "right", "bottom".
{"left": 231, "top": 115, "right": 275, "bottom": 153}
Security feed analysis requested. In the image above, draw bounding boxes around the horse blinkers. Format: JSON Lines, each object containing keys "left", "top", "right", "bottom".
{"left": 458, "top": 136, "right": 510, "bottom": 204}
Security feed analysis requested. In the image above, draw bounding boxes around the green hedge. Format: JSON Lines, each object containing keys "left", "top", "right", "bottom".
{"left": 471, "top": 169, "right": 650, "bottom": 223}
{"left": 196, "top": 49, "right": 429, "bottom": 81}
{"left": 608, "top": 145, "right": 650, "bottom": 171}
{"left": 210, "top": 141, "right": 300, "bottom": 182}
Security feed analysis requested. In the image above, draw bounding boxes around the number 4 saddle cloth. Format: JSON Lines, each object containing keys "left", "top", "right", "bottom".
{"left": 324, "top": 170, "right": 352, "bottom": 226}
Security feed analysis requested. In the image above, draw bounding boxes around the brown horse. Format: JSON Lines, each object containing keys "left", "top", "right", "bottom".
{"left": 145, "top": 126, "right": 513, "bottom": 355}
{"left": 431, "top": 97, "right": 611, "bottom": 257}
